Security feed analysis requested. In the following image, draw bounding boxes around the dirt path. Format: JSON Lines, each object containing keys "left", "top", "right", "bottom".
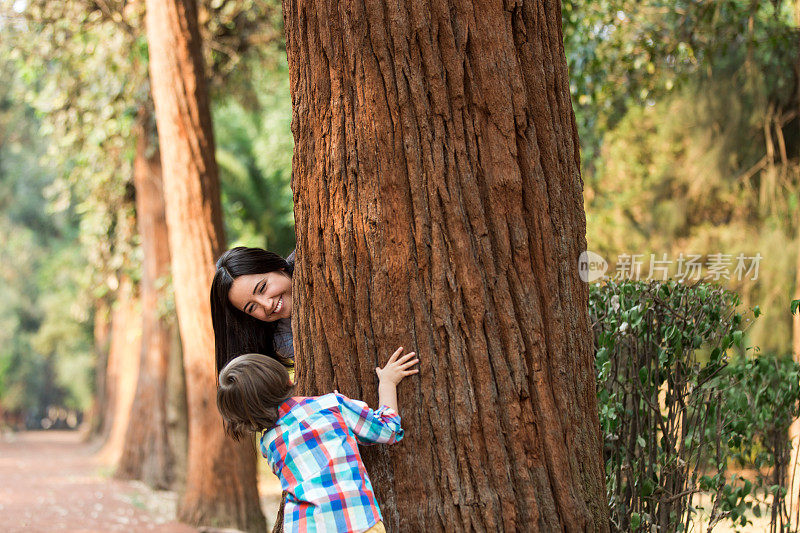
{"left": 0, "top": 430, "right": 197, "bottom": 533}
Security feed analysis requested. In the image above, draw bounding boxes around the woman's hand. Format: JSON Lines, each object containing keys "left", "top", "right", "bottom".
{"left": 375, "top": 347, "right": 419, "bottom": 385}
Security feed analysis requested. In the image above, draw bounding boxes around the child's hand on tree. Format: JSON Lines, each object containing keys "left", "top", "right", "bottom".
{"left": 376, "top": 347, "right": 419, "bottom": 385}
{"left": 375, "top": 347, "right": 419, "bottom": 412}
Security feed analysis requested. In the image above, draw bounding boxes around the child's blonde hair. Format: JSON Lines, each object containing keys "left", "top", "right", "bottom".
{"left": 216, "top": 353, "right": 294, "bottom": 440}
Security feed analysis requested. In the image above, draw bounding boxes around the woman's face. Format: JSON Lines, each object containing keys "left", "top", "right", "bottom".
{"left": 228, "top": 270, "right": 292, "bottom": 322}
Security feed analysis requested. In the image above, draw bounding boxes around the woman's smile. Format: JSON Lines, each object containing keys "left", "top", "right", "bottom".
{"left": 271, "top": 295, "right": 284, "bottom": 316}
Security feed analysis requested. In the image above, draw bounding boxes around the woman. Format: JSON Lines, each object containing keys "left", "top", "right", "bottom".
{"left": 210, "top": 246, "right": 295, "bottom": 375}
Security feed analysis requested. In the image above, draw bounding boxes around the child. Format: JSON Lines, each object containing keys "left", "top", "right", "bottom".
{"left": 216, "top": 347, "right": 419, "bottom": 533}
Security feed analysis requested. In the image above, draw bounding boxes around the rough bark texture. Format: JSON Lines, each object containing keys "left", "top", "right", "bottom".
{"left": 285, "top": 0, "right": 608, "bottom": 530}
{"left": 145, "top": 0, "right": 265, "bottom": 529}
{"left": 117, "top": 108, "right": 175, "bottom": 489}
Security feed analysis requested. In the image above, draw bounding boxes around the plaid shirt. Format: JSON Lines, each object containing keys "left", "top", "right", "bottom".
{"left": 261, "top": 392, "right": 404, "bottom": 533}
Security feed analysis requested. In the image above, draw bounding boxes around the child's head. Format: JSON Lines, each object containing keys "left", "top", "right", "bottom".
{"left": 216, "top": 353, "right": 294, "bottom": 440}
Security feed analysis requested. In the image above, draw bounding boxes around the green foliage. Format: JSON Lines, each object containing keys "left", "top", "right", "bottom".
{"left": 4, "top": 0, "right": 144, "bottom": 293}
{"left": 214, "top": 54, "right": 295, "bottom": 254}
{"left": 592, "top": 280, "right": 738, "bottom": 530}
{"left": 203, "top": 0, "right": 285, "bottom": 97}
{"left": 0, "top": 1, "right": 294, "bottom": 424}
{"left": 567, "top": 0, "right": 800, "bottom": 355}
{"left": 3, "top": 0, "right": 291, "bottom": 287}
{"left": 0, "top": 55, "right": 93, "bottom": 420}
{"left": 564, "top": 0, "right": 795, "bottom": 158}
{"left": 593, "top": 280, "right": 800, "bottom": 531}
{"left": 722, "top": 356, "right": 800, "bottom": 530}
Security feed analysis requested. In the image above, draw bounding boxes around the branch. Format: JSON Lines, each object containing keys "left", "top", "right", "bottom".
{"left": 90, "top": 0, "right": 136, "bottom": 37}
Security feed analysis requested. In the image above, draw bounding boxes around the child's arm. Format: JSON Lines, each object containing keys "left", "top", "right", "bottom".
{"left": 336, "top": 347, "right": 419, "bottom": 445}
{"left": 374, "top": 347, "right": 419, "bottom": 414}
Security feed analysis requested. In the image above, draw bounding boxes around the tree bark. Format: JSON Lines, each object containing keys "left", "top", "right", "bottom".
{"left": 145, "top": 0, "right": 265, "bottom": 529}
{"left": 285, "top": 0, "right": 608, "bottom": 531}
{"left": 117, "top": 107, "right": 175, "bottom": 489}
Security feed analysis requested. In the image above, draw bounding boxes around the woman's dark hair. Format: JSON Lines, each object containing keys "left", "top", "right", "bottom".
{"left": 210, "top": 246, "right": 295, "bottom": 375}
{"left": 216, "top": 353, "right": 294, "bottom": 440}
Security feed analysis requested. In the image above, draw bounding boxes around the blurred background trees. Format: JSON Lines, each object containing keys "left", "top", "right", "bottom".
{"left": 0, "top": 0, "right": 294, "bottom": 432}
{"left": 565, "top": 0, "right": 800, "bottom": 353}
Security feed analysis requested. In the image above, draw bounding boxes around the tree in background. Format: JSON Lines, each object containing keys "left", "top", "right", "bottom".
{"left": 0, "top": 41, "right": 94, "bottom": 430}
{"left": 144, "top": 0, "right": 264, "bottom": 528}
{"left": 563, "top": 0, "right": 800, "bottom": 526}
{"left": 2, "top": 1, "right": 152, "bottom": 449}
{"left": 116, "top": 106, "right": 175, "bottom": 488}
{"left": 99, "top": 273, "right": 142, "bottom": 465}
{"left": 286, "top": 0, "right": 609, "bottom": 529}
{"left": 564, "top": 0, "right": 799, "bottom": 354}
{"left": 2, "top": 0, "right": 294, "bottom": 500}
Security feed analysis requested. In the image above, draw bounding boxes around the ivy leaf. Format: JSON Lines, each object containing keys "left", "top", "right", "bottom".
{"left": 641, "top": 478, "right": 655, "bottom": 497}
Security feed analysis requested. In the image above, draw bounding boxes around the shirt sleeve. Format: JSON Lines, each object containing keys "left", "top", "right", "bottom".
{"left": 272, "top": 318, "right": 295, "bottom": 360}
{"left": 273, "top": 332, "right": 294, "bottom": 360}
{"left": 335, "top": 392, "right": 404, "bottom": 445}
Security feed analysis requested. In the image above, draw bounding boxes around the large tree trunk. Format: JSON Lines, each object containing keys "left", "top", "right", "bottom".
{"left": 285, "top": 0, "right": 608, "bottom": 531}
{"left": 98, "top": 276, "right": 142, "bottom": 466}
{"left": 117, "top": 107, "right": 175, "bottom": 489}
{"left": 145, "top": 0, "right": 266, "bottom": 529}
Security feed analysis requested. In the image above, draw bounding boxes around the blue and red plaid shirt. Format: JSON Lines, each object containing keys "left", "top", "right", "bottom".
{"left": 260, "top": 392, "right": 404, "bottom": 533}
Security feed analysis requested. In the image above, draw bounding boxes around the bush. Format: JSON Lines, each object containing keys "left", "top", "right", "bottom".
{"left": 722, "top": 356, "right": 800, "bottom": 531}
{"left": 591, "top": 280, "right": 800, "bottom": 532}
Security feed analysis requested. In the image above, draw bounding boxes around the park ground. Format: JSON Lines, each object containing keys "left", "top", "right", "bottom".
{"left": 0, "top": 430, "right": 283, "bottom": 532}
{"left": 0, "top": 430, "right": 772, "bottom": 532}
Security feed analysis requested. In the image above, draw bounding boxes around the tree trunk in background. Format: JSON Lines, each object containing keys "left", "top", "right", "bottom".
{"left": 145, "top": 0, "right": 265, "bottom": 529}
{"left": 86, "top": 297, "right": 111, "bottom": 440}
{"left": 117, "top": 107, "right": 175, "bottom": 489}
{"left": 98, "top": 276, "right": 142, "bottom": 466}
{"left": 285, "top": 0, "right": 609, "bottom": 530}
{"left": 166, "top": 323, "right": 190, "bottom": 489}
